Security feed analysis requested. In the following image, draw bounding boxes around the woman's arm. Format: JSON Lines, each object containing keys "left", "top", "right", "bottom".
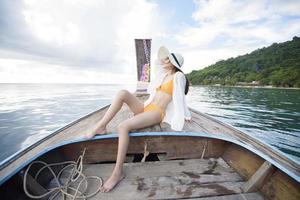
{"left": 171, "top": 72, "right": 192, "bottom": 130}
{"left": 176, "top": 72, "right": 192, "bottom": 120}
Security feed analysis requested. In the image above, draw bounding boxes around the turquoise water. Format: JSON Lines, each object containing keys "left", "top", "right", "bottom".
{"left": 0, "top": 83, "right": 299, "bottom": 165}
{"left": 187, "top": 86, "right": 300, "bottom": 163}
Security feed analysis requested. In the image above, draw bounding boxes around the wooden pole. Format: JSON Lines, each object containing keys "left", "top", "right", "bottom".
{"left": 134, "top": 39, "right": 152, "bottom": 94}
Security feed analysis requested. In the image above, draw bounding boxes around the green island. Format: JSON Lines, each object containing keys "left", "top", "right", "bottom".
{"left": 186, "top": 36, "right": 300, "bottom": 88}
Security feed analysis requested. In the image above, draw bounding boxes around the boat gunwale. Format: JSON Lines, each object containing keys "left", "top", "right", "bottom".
{"left": 0, "top": 103, "right": 112, "bottom": 171}
{"left": 0, "top": 131, "right": 299, "bottom": 186}
{"left": 189, "top": 106, "right": 300, "bottom": 168}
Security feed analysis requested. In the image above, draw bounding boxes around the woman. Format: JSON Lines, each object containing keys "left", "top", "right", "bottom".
{"left": 84, "top": 46, "right": 192, "bottom": 193}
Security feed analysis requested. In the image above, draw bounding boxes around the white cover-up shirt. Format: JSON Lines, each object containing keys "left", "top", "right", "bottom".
{"left": 144, "top": 66, "right": 192, "bottom": 131}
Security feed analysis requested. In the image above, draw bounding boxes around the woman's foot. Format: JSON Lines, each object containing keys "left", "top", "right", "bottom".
{"left": 84, "top": 125, "right": 107, "bottom": 139}
{"left": 100, "top": 171, "right": 125, "bottom": 193}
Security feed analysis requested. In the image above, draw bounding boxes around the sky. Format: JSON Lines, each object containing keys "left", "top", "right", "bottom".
{"left": 0, "top": 0, "right": 300, "bottom": 84}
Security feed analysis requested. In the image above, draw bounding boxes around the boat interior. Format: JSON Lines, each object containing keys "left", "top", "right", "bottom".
{"left": 0, "top": 94, "right": 299, "bottom": 200}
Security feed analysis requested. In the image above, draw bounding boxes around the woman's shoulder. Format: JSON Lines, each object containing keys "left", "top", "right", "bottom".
{"left": 175, "top": 71, "right": 185, "bottom": 79}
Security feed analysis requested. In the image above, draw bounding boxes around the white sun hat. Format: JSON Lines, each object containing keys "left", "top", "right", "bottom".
{"left": 158, "top": 46, "right": 184, "bottom": 73}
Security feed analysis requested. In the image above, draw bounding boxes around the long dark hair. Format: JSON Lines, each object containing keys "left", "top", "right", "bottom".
{"left": 174, "top": 67, "right": 189, "bottom": 95}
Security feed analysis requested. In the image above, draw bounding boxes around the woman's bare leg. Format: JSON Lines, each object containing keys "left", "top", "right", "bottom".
{"left": 85, "top": 89, "right": 144, "bottom": 138}
{"left": 99, "top": 110, "right": 161, "bottom": 192}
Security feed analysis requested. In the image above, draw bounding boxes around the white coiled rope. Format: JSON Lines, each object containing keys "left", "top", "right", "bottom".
{"left": 23, "top": 148, "right": 103, "bottom": 200}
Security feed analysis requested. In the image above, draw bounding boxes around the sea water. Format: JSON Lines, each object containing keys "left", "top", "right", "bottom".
{"left": 0, "top": 83, "right": 299, "bottom": 165}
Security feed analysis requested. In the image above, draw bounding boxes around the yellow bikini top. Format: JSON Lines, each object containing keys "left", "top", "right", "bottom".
{"left": 156, "top": 78, "right": 174, "bottom": 95}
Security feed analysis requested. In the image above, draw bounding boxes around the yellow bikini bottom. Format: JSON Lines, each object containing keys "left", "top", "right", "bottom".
{"left": 143, "top": 103, "right": 165, "bottom": 121}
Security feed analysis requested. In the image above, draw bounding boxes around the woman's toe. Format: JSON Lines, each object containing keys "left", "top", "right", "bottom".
{"left": 100, "top": 186, "right": 105, "bottom": 192}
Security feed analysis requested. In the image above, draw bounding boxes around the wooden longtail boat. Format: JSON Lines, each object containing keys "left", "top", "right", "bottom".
{"left": 0, "top": 39, "right": 299, "bottom": 199}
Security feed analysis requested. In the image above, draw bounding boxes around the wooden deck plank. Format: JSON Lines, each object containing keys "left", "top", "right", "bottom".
{"left": 159, "top": 114, "right": 209, "bottom": 133}
{"left": 184, "top": 192, "right": 265, "bottom": 200}
{"left": 64, "top": 158, "right": 246, "bottom": 200}
{"left": 83, "top": 158, "right": 242, "bottom": 182}
{"left": 88, "top": 179, "right": 244, "bottom": 200}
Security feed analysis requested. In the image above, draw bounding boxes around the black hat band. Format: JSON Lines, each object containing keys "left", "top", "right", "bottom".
{"left": 171, "top": 53, "right": 181, "bottom": 68}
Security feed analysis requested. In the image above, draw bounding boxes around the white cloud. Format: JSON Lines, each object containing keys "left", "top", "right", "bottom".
{"left": 114, "top": 0, "right": 168, "bottom": 75}
{"left": 0, "top": 58, "right": 136, "bottom": 83}
{"left": 25, "top": 0, "right": 167, "bottom": 73}
{"left": 1, "top": 0, "right": 168, "bottom": 83}
{"left": 174, "top": 0, "right": 300, "bottom": 70}
{"left": 1, "top": 0, "right": 300, "bottom": 82}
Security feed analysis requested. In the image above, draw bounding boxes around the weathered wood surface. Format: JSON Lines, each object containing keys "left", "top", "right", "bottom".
{"left": 261, "top": 170, "right": 300, "bottom": 200}
{"left": 188, "top": 106, "right": 300, "bottom": 181}
{"left": 241, "top": 161, "right": 275, "bottom": 193}
{"left": 59, "top": 136, "right": 229, "bottom": 164}
{"left": 18, "top": 172, "right": 48, "bottom": 199}
{"left": 184, "top": 192, "right": 264, "bottom": 200}
{"left": 75, "top": 158, "right": 248, "bottom": 200}
{"left": 135, "top": 39, "right": 151, "bottom": 82}
{"left": 223, "top": 143, "right": 264, "bottom": 180}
